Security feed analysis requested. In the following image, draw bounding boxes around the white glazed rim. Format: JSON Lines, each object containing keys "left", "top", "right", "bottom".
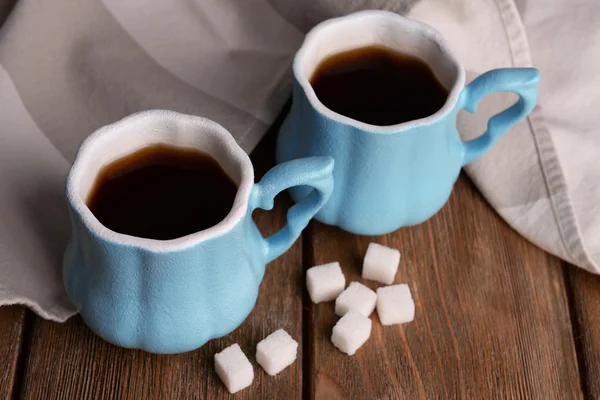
{"left": 294, "top": 10, "right": 466, "bottom": 133}
{"left": 66, "top": 110, "right": 254, "bottom": 252}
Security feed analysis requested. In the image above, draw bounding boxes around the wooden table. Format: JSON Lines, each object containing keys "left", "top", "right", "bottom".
{"left": 1, "top": 4, "right": 599, "bottom": 399}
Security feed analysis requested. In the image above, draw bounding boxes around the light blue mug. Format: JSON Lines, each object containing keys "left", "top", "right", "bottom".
{"left": 277, "top": 10, "right": 540, "bottom": 235}
{"left": 63, "top": 111, "right": 334, "bottom": 353}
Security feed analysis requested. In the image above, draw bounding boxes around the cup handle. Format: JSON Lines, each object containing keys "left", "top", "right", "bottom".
{"left": 459, "top": 68, "right": 540, "bottom": 166}
{"left": 250, "top": 156, "right": 334, "bottom": 263}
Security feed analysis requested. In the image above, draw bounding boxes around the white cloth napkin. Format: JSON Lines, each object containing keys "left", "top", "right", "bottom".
{"left": 409, "top": 0, "right": 600, "bottom": 274}
{"left": 0, "top": 0, "right": 597, "bottom": 322}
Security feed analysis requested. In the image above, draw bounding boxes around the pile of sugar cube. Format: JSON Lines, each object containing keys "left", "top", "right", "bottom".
{"left": 307, "top": 242, "right": 414, "bottom": 355}
{"left": 214, "top": 242, "right": 413, "bottom": 393}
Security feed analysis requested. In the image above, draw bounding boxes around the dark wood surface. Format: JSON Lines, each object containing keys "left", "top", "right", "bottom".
{"left": 0, "top": 5, "right": 598, "bottom": 399}
{"left": 567, "top": 267, "right": 600, "bottom": 398}
{"left": 306, "top": 177, "right": 582, "bottom": 400}
{"left": 0, "top": 307, "right": 26, "bottom": 400}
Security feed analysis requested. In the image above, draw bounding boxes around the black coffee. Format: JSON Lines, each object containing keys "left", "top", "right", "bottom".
{"left": 87, "top": 144, "right": 238, "bottom": 240}
{"left": 310, "top": 45, "right": 449, "bottom": 126}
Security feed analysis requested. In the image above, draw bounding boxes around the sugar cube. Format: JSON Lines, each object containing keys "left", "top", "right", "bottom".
{"left": 214, "top": 343, "right": 254, "bottom": 394}
{"left": 331, "top": 310, "right": 372, "bottom": 355}
{"left": 362, "top": 242, "right": 401, "bottom": 284}
{"left": 335, "top": 281, "right": 377, "bottom": 317}
{"left": 306, "top": 262, "right": 346, "bottom": 303}
{"left": 376, "top": 284, "right": 415, "bottom": 325}
{"left": 256, "top": 329, "right": 298, "bottom": 376}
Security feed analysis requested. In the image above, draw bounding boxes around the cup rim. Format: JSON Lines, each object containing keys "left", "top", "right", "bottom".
{"left": 66, "top": 110, "right": 254, "bottom": 252}
{"left": 293, "top": 10, "right": 466, "bottom": 133}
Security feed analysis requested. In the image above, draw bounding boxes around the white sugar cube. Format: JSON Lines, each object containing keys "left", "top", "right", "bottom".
{"left": 306, "top": 262, "right": 346, "bottom": 303}
{"left": 376, "top": 284, "right": 415, "bottom": 326}
{"left": 362, "top": 242, "right": 401, "bottom": 284}
{"left": 214, "top": 343, "right": 254, "bottom": 394}
{"left": 256, "top": 329, "right": 298, "bottom": 376}
{"left": 331, "top": 310, "right": 372, "bottom": 355}
{"left": 335, "top": 281, "right": 377, "bottom": 317}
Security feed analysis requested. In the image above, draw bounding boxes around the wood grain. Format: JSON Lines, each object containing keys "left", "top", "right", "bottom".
{"left": 19, "top": 127, "right": 305, "bottom": 399}
{"left": 567, "top": 266, "right": 600, "bottom": 398}
{"left": 306, "top": 175, "right": 583, "bottom": 400}
{"left": 0, "top": 306, "right": 27, "bottom": 400}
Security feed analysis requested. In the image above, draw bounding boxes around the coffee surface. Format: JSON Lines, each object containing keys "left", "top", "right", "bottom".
{"left": 310, "top": 45, "right": 449, "bottom": 126}
{"left": 87, "top": 144, "right": 237, "bottom": 240}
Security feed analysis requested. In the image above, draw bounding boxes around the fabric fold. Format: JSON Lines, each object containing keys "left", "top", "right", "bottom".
{"left": 0, "top": 0, "right": 598, "bottom": 322}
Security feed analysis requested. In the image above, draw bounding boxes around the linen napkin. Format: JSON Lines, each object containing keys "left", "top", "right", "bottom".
{"left": 0, "top": 0, "right": 597, "bottom": 322}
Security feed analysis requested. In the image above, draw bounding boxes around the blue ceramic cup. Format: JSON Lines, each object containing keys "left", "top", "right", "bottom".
{"left": 276, "top": 10, "right": 540, "bottom": 235}
{"left": 63, "top": 111, "right": 334, "bottom": 353}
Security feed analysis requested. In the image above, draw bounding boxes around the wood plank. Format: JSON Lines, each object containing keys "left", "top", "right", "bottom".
{"left": 0, "top": 306, "right": 27, "bottom": 400}
{"left": 567, "top": 265, "right": 600, "bottom": 398}
{"left": 307, "top": 174, "right": 582, "bottom": 399}
{"left": 19, "top": 126, "right": 305, "bottom": 399}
